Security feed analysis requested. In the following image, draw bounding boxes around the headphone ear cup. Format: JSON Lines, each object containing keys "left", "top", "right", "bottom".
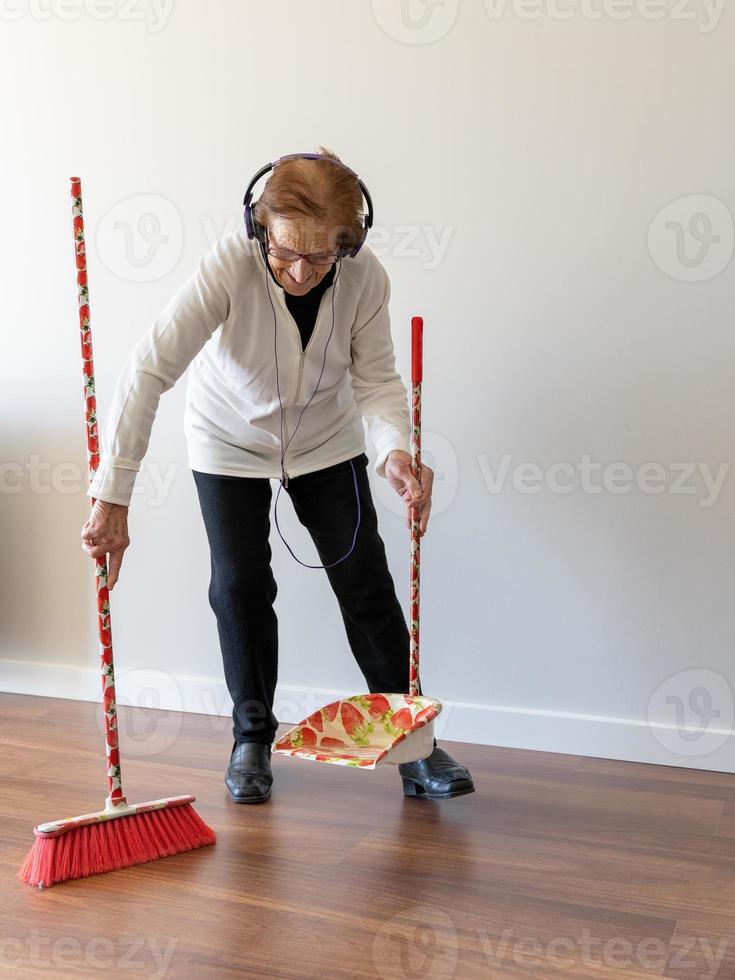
{"left": 253, "top": 215, "right": 267, "bottom": 246}
{"left": 348, "top": 221, "right": 369, "bottom": 257}
{"left": 244, "top": 195, "right": 260, "bottom": 241}
{"left": 244, "top": 194, "right": 266, "bottom": 244}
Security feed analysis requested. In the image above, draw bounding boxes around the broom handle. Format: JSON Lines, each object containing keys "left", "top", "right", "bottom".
{"left": 409, "top": 316, "right": 423, "bottom": 697}
{"left": 71, "top": 177, "right": 126, "bottom": 807}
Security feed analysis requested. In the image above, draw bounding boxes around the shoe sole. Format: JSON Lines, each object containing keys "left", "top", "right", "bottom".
{"left": 402, "top": 778, "right": 475, "bottom": 800}
{"left": 227, "top": 789, "right": 272, "bottom": 804}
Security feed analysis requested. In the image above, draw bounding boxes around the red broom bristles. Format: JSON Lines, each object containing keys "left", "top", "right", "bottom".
{"left": 18, "top": 804, "right": 216, "bottom": 889}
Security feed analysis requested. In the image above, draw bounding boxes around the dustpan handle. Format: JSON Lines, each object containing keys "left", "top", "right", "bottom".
{"left": 409, "top": 316, "right": 423, "bottom": 697}
{"left": 71, "top": 177, "right": 126, "bottom": 807}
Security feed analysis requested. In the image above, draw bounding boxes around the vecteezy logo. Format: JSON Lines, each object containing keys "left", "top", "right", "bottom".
{"left": 96, "top": 194, "right": 183, "bottom": 282}
{"left": 372, "top": 906, "right": 459, "bottom": 980}
{"left": 647, "top": 668, "right": 733, "bottom": 757}
{"left": 370, "top": 0, "right": 460, "bottom": 44}
{"left": 97, "top": 668, "right": 184, "bottom": 758}
{"left": 647, "top": 194, "right": 734, "bottom": 282}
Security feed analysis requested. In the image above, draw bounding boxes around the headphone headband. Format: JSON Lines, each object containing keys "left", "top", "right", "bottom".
{"left": 243, "top": 153, "right": 374, "bottom": 258}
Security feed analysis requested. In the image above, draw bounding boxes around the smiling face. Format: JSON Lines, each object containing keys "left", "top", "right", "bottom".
{"left": 265, "top": 217, "right": 340, "bottom": 296}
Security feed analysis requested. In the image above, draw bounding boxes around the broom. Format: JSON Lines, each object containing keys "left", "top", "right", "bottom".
{"left": 18, "top": 177, "right": 216, "bottom": 888}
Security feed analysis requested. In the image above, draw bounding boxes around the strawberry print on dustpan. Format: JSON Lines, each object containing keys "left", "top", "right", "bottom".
{"left": 273, "top": 693, "right": 441, "bottom": 768}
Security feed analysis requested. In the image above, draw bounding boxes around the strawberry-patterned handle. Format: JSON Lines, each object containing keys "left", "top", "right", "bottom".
{"left": 409, "top": 316, "right": 423, "bottom": 697}
{"left": 71, "top": 177, "right": 126, "bottom": 808}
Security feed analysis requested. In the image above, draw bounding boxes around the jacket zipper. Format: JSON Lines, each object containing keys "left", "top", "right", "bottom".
{"left": 282, "top": 350, "right": 305, "bottom": 487}
{"left": 295, "top": 350, "right": 305, "bottom": 402}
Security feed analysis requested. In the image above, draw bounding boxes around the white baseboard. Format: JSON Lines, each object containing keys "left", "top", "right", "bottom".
{"left": 2, "top": 658, "right": 735, "bottom": 773}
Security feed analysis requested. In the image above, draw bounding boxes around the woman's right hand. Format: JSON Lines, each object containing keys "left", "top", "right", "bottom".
{"left": 80, "top": 500, "right": 130, "bottom": 591}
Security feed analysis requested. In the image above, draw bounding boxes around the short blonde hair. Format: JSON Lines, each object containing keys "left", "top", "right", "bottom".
{"left": 253, "top": 146, "right": 365, "bottom": 251}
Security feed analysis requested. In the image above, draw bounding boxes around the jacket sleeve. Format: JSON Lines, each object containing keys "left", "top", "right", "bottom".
{"left": 349, "top": 261, "right": 411, "bottom": 479}
{"left": 87, "top": 243, "right": 231, "bottom": 507}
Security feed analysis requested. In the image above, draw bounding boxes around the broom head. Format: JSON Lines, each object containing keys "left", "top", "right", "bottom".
{"left": 18, "top": 795, "right": 216, "bottom": 889}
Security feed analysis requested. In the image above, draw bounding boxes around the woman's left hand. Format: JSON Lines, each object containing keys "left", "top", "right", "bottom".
{"left": 385, "top": 450, "right": 434, "bottom": 535}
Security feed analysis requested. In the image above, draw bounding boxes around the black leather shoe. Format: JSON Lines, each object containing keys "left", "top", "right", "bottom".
{"left": 225, "top": 741, "right": 273, "bottom": 803}
{"left": 398, "top": 741, "right": 475, "bottom": 799}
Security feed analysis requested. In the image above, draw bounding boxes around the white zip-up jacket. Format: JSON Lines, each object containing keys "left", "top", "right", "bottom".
{"left": 87, "top": 230, "right": 411, "bottom": 507}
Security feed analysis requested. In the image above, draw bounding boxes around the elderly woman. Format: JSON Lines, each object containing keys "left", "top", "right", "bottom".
{"left": 81, "top": 148, "right": 474, "bottom": 803}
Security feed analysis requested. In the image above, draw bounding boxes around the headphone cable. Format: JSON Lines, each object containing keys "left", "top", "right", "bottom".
{"left": 262, "top": 242, "right": 362, "bottom": 569}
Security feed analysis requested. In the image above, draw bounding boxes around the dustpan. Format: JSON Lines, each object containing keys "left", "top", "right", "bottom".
{"left": 273, "top": 315, "right": 442, "bottom": 769}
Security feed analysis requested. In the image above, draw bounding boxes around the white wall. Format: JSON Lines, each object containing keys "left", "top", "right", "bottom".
{"left": 2, "top": 0, "right": 734, "bottom": 771}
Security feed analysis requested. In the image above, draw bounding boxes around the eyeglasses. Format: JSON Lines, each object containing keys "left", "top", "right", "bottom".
{"left": 265, "top": 230, "right": 340, "bottom": 268}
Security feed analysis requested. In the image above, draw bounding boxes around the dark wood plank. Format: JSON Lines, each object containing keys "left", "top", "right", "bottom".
{"left": 663, "top": 912, "right": 735, "bottom": 979}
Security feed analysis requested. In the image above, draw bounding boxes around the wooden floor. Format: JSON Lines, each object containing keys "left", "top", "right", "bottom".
{"left": 4, "top": 693, "right": 735, "bottom": 979}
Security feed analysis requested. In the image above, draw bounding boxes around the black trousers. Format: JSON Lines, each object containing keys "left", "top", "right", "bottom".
{"left": 192, "top": 452, "right": 415, "bottom": 745}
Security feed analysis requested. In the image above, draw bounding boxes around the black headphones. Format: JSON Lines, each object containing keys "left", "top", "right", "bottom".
{"left": 243, "top": 152, "right": 374, "bottom": 258}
